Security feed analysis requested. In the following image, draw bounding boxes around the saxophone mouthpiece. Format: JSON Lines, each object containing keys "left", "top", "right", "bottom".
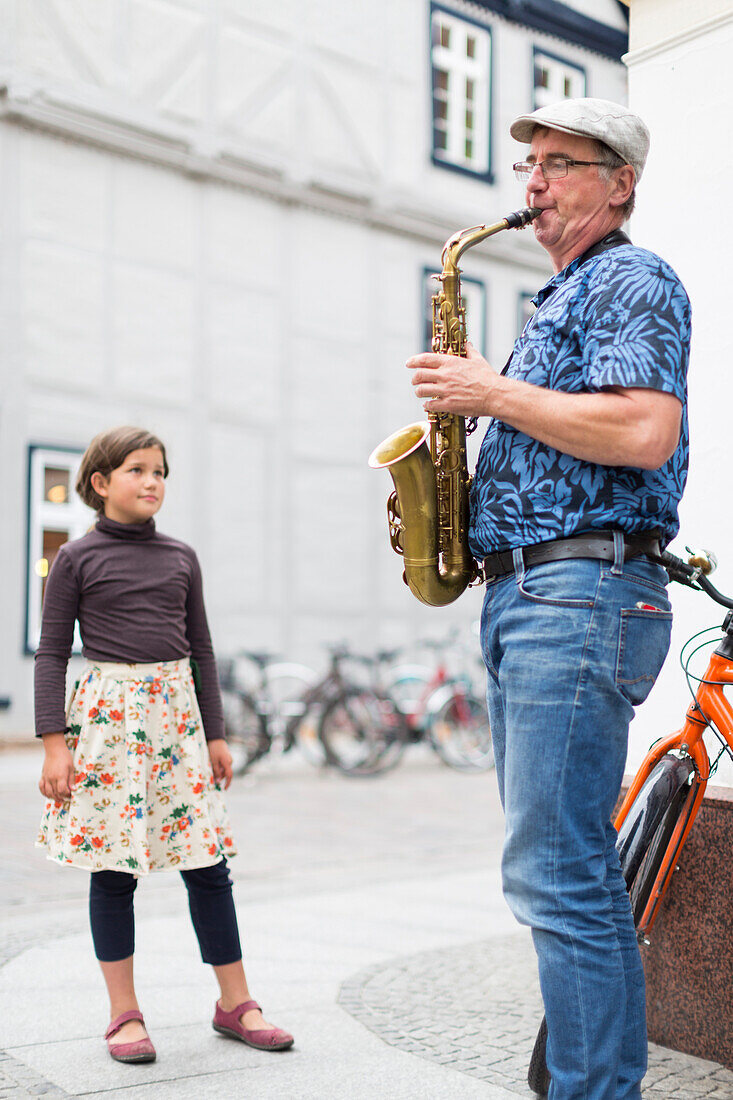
{"left": 506, "top": 206, "right": 542, "bottom": 229}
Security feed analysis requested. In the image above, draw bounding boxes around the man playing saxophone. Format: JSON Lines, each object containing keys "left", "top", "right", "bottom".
{"left": 407, "top": 99, "right": 691, "bottom": 1100}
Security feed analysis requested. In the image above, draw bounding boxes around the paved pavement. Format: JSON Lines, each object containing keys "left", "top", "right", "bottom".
{"left": 1, "top": 743, "right": 731, "bottom": 1099}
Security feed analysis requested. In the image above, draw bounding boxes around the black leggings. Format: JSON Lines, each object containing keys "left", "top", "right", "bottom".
{"left": 89, "top": 860, "right": 242, "bottom": 965}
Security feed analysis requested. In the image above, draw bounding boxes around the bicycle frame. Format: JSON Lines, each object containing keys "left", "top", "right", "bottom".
{"left": 614, "top": 646, "right": 733, "bottom": 933}
{"left": 283, "top": 654, "right": 357, "bottom": 741}
{"left": 395, "top": 663, "right": 473, "bottom": 732}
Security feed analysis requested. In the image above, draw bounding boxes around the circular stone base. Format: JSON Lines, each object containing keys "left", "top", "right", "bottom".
{"left": 338, "top": 933, "right": 733, "bottom": 1097}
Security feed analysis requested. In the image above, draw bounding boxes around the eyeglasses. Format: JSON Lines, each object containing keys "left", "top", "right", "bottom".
{"left": 513, "top": 156, "right": 611, "bottom": 182}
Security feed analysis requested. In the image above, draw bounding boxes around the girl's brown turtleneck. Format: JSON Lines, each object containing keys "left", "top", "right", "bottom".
{"left": 34, "top": 514, "right": 224, "bottom": 740}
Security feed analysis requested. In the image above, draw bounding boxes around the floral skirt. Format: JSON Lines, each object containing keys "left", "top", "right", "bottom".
{"left": 37, "top": 658, "right": 237, "bottom": 874}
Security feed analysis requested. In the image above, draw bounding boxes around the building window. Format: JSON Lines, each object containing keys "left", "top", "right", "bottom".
{"left": 518, "top": 291, "right": 536, "bottom": 338}
{"left": 532, "top": 48, "right": 586, "bottom": 110}
{"left": 25, "top": 445, "right": 93, "bottom": 652}
{"left": 431, "top": 6, "right": 492, "bottom": 177}
{"left": 423, "top": 267, "right": 487, "bottom": 356}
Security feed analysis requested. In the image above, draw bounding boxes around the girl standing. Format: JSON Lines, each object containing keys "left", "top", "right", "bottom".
{"left": 35, "top": 426, "right": 293, "bottom": 1064}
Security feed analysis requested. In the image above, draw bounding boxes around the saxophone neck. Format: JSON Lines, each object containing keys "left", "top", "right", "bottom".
{"left": 441, "top": 206, "right": 541, "bottom": 272}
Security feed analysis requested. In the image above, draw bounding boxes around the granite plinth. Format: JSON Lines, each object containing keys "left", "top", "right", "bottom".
{"left": 637, "top": 783, "right": 733, "bottom": 1071}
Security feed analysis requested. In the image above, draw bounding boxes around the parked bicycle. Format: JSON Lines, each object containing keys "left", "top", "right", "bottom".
{"left": 318, "top": 636, "right": 493, "bottom": 776}
{"left": 528, "top": 544, "right": 731, "bottom": 1096}
{"left": 220, "top": 645, "right": 401, "bottom": 776}
{"left": 310, "top": 648, "right": 408, "bottom": 777}
{"left": 218, "top": 651, "right": 319, "bottom": 774}
{"left": 388, "top": 636, "right": 494, "bottom": 772}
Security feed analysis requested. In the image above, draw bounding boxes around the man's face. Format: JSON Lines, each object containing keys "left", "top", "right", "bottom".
{"left": 524, "top": 128, "right": 620, "bottom": 268}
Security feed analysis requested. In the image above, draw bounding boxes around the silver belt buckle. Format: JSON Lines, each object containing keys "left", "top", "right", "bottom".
{"left": 482, "top": 558, "right": 497, "bottom": 583}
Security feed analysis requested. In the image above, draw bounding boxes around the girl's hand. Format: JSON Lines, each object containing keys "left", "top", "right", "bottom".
{"left": 208, "top": 738, "right": 233, "bottom": 790}
{"left": 39, "top": 733, "right": 75, "bottom": 802}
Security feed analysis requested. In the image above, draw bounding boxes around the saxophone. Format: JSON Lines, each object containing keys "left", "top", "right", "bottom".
{"left": 368, "top": 206, "right": 540, "bottom": 607}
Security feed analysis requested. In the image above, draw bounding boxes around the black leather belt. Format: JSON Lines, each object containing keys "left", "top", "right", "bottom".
{"left": 483, "top": 531, "right": 661, "bottom": 580}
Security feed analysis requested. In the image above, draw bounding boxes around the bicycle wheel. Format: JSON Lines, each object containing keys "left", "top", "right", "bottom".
{"left": 318, "top": 688, "right": 408, "bottom": 776}
{"left": 528, "top": 1016, "right": 550, "bottom": 1097}
{"left": 221, "top": 691, "right": 267, "bottom": 775}
{"left": 265, "top": 662, "right": 324, "bottom": 765}
{"left": 428, "top": 689, "right": 494, "bottom": 772}
{"left": 383, "top": 665, "right": 432, "bottom": 727}
{"left": 627, "top": 780, "right": 691, "bottom": 925}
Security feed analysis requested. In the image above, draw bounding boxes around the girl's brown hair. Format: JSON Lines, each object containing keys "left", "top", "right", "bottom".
{"left": 76, "top": 426, "right": 169, "bottom": 512}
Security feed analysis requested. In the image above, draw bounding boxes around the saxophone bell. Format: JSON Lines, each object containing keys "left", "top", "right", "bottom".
{"left": 368, "top": 421, "right": 474, "bottom": 606}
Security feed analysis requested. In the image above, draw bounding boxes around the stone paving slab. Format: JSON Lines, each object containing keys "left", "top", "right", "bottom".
{"left": 339, "top": 934, "right": 733, "bottom": 1098}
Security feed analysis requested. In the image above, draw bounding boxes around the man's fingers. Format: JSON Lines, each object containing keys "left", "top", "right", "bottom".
{"left": 412, "top": 368, "right": 446, "bottom": 393}
{"left": 414, "top": 379, "right": 445, "bottom": 399}
{"left": 407, "top": 352, "right": 462, "bottom": 373}
{"left": 410, "top": 367, "right": 441, "bottom": 386}
{"left": 406, "top": 353, "right": 441, "bottom": 371}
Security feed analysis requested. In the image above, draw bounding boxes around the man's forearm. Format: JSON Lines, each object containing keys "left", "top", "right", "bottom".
{"left": 482, "top": 375, "right": 678, "bottom": 469}
{"left": 408, "top": 347, "right": 681, "bottom": 470}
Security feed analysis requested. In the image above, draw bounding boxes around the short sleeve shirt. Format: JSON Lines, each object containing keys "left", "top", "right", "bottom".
{"left": 468, "top": 244, "right": 691, "bottom": 557}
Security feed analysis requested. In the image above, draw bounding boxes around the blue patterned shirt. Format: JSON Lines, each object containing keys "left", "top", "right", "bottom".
{"left": 469, "top": 244, "right": 691, "bottom": 556}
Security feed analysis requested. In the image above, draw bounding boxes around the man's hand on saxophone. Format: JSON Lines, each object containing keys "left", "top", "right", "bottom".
{"left": 407, "top": 342, "right": 495, "bottom": 417}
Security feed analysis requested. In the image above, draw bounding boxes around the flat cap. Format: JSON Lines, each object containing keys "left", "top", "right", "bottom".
{"left": 510, "top": 97, "right": 650, "bottom": 181}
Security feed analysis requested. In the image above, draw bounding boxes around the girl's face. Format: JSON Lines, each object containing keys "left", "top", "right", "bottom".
{"left": 91, "top": 447, "right": 166, "bottom": 524}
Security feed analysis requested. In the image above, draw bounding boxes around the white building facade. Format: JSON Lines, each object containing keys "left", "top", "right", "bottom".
{"left": 0, "top": 0, "right": 628, "bottom": 737}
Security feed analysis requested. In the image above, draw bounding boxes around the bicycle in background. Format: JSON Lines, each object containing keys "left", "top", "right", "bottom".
{"left": 220, "top": 644, "right": 403, "bottom": 777}
{"left": 309, "top": 647, "right": 408, "bottom": 777}
{"left": 529, "top": 544, "right": 733, "bottom": 1096}
{"left": 319, "top": 634, "right": 493, "bottom": 776}
{"left": 382, "top": 635, "right": 493, "bottom": 772}
{"left": 218, "top": 651, "right": 320, "bottom": 774}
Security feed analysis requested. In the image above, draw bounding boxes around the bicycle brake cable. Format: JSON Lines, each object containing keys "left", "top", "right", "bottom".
{"left": 678, "top": 626, "right": 733, "bottom": 764}
{"left": 679, "top": 626, "right": 720, "bottom": 678}
{"left": 708, "top": 742, "right": 730, "bottom": 777}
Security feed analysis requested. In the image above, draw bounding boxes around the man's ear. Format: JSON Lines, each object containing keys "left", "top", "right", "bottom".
{"left": 90, "top": 471, "right": 108, "bottom": 499}
{"left": 610, "top": 164, "right": 635, "bottom": 208}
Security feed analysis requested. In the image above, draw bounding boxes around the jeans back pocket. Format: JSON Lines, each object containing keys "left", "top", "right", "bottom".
{"left": 615, "top": 606, "right": 673, "bottom": 706}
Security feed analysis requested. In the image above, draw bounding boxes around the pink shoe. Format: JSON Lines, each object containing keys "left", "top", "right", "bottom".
{"left": 105, "top": 1010, "right": 156, "bottom": 1064}
{"left": 212, "top": 999, "right": 294, "bottom": 1051}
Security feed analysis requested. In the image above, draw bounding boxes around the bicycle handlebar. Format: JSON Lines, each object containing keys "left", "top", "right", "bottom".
{"left": 660, "top": 550, "right": 733, "bottom": 609}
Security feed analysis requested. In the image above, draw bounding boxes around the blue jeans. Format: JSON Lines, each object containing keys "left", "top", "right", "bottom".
{"left": 480, "top": 542, "right": 672, "bottom": 1100}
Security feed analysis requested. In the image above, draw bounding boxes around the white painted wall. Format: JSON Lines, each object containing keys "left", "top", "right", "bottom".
{"left": 624, "top": 0, "right": 733, "bottom": 785}
{"left": 0, "top": 0, "right": 628, "bottom": 738}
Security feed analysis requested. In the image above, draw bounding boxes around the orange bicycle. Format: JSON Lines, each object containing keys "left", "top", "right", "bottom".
{"left": 529, "top": 544, "right": 733, "bottom": 1096}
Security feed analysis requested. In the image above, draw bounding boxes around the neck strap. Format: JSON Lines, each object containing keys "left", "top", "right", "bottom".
{"left": 577, "top": 228, "right": 631, "bottom": 267}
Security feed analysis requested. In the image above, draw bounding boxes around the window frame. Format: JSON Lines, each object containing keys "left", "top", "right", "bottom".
{"left": 24, "top": 444, "right": 93, "bottom": 655}
{"left": 532, "top": 46, "right": 587, "bottom": 111}
{"left": 429, "top": 3, "right": 494, "bottom": 182}
{"left": 517, "top": 291, "right": 536, "bottom": 339}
